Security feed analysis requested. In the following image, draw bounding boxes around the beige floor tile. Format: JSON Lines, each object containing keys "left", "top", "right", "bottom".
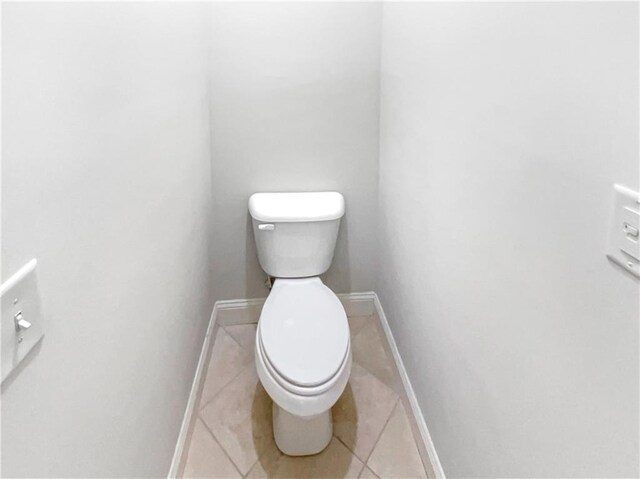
{"left": 181, "top": 418, "right": 241, "bottom": 479}
{"left": 246, "top": 437, "right": 364, "bottom": 479}
{"left": 180, "top": 311, "right": 435, "bottom": 478}
{"left": 333, "top": 363, "right": 398, "bottom": 462}
{"left": 351, "top": 321, "right": 398, "bottom": 391}
{"left": 367, "top": 403, "right": 427, "bottom": 479}
{"left": 225, "top": 323, "right": 258, "bottom": 350}
{"left": 199, "top": 328, "right": 253, "bottom": 408}
{"left": 358, "top": 466, "right": 380, "bottom": 479}
{"left": 347, "top": 315, "right": 372, "bottom": 338}
{"left": 200, "top": 365, "right": 274, "bottom": 475}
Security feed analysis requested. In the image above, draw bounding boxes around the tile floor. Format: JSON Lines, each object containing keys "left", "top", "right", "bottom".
{"left": 179, "top": 315, "right": 432, "bottom": 479}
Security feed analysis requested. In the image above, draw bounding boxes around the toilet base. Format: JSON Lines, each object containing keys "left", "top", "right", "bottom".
{"left": 272, "top": 402, "right": 332, "bottom": 456}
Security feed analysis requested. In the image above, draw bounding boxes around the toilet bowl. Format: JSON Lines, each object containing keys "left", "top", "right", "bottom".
{"left": 255, "top": 277, "right": 351, "bottom": 455}
{"left": 249, "top": 191, "right": 349, "bottom": 456}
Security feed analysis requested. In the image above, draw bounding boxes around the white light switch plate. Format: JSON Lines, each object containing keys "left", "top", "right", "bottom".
{"left": 607, "top": 184, "right": 640, "bottom": 278}
{"left": 1, "top": 259, "right": 45, "bottom": 383}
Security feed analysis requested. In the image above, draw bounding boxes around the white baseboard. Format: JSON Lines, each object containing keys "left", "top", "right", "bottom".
{"left": 372, "top": 293, "right": 446, "bottom": 479}
{"left": 338, "top": 292, "right": 376, "bottom": 317}
{"left": 167, "top": 292, "right": 443, "bottom": 479}
{"left": 213, "top": 291, "right": 376, "bottom": 327}
{"left": 215, "top": 297, "right": 265, "bottom": 326}
{"left": 167, "top": 303, "right": 220, "bottom": 479}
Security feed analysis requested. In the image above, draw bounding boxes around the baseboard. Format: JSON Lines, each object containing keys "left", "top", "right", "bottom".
{"left": 338, "top": 291, "right": 376, "bottom": 317}
{"left": 167, "top": 292, "right": 443, "bottom": 479}
{"left": 167, "top": 303, "right": 220, "bottom": 479}
{"left": 213, "top": 291, "right": 376, "bottom": 326}
{"left": 372, "top": 293, "right": 446, "bottom": 479}
{"left": 215, "top": 297, "right": 265, "bottom": 326}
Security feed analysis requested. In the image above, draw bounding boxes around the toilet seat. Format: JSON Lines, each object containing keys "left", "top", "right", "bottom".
{"left": 257, "top": 332, "right": 350, "bottom": 397}
{"left": 258, "top": 277, "right": 350, "bottom": 388}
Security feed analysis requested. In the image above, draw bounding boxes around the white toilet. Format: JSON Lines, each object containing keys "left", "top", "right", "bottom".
{"left": 249, "top": 191, "right": 351, "bottom": 456}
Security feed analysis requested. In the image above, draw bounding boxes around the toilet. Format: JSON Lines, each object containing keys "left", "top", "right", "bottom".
{"left": 249, "top": 191, "right": 351, "bottom": 456}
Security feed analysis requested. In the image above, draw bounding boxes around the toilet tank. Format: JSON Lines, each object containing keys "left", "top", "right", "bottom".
{"left": 249, "top": 192, "right": 344, "bottom": 278}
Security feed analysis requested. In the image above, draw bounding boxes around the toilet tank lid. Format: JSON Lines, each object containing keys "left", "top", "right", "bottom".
{"left": 249, "top": 192, "right": 345, "bottom": 222}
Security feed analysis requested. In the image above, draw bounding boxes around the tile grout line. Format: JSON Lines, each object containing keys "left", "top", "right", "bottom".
{"left": 368, "top": 398, "right": 430, "bottom": 479}
{"left": 370, "top": 310, "right": 434, "bottom": 478}
{"left": 197, "top": 333, "right": 255, "bottom": 413}
{"left": 189, "top": 311, "right": 421, "bottom": 478}
{"left": 196, "top": 326, "right": 272, "bottom": 479}
{"left": 197, "top": 360, "right": 253, "bottom": 413}
{"left": 357, "top": 310, "right": 432, "bottom": 478}
{"left": 197, "top": 415, "right": 246, "bottom": 478}
{"left": 332, "top": 359, "right": 400, "bottom": 465}
{"left": 332, "top": 434, "right": 368, "bottom": 478}
{"left": 351, "top": 318, "right": 402, "bottom": 393}
{"left": 348, "top": 314, "right": 376, "bottom": 338}
{"left": 242, "top": 439, "right": 285, "bottom": 479}
{"left": 223, "top": 324, "right": 257, "bottom": 351}
{"left": 363, "top": 397, "right": 401, "bottom": 470}
{"left": 335, "top": 317, "right": 403, "bottom": 471}
{"left": 399, "top": 394, "right": 434, "bottom": 479}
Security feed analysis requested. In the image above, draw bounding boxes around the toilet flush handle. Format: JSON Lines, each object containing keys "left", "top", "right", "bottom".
{"left": 258, "top": 223, "right": 275, "bottom": 231}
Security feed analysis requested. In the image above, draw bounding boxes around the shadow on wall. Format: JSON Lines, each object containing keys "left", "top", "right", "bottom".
{"left": 323, "top": 218, "right": 352, "bottom": 294}
{"left": 607, "top": 256, "right": 640, "bottom": 283}
{"left": 1, "top": 340, "right": 43, "bottom": 394}
{"left": 245, "top": 213, "right": 268, "bottom": 299}
{"left": 244, "top": 208, "right": 352, "bottom": 298}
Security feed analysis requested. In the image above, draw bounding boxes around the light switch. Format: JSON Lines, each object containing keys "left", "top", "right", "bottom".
{"left": 1, "top": 259, "right": 45, "bottom": 383}
{"left": 607, "top": 184, "right": 640, "bottom": 277}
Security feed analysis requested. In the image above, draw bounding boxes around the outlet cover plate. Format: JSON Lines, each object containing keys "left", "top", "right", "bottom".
{"left": 607, "top": 184, "right": 640, "bottom": 278}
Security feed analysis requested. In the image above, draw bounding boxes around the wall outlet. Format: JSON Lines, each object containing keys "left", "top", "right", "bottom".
{"left": 607, "top": 184, "right": 640, "bottom": 278}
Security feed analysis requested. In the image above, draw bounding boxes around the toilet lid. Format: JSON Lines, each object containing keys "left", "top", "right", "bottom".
{"left": 259, "top": 278, "right": 349, "bottom": 388}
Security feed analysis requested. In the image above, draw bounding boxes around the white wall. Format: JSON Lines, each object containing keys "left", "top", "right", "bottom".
{"left": 208, "top": 2, "right": 381, "bottom": 300}
{"left": 1, "top": 3, "right": 213, "bottom": 477}
{"left": 378, "top": 2, "right": 639, "bottom": 477}
{"left": 3, "top": 2, "right": 638, "bottom": 478}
